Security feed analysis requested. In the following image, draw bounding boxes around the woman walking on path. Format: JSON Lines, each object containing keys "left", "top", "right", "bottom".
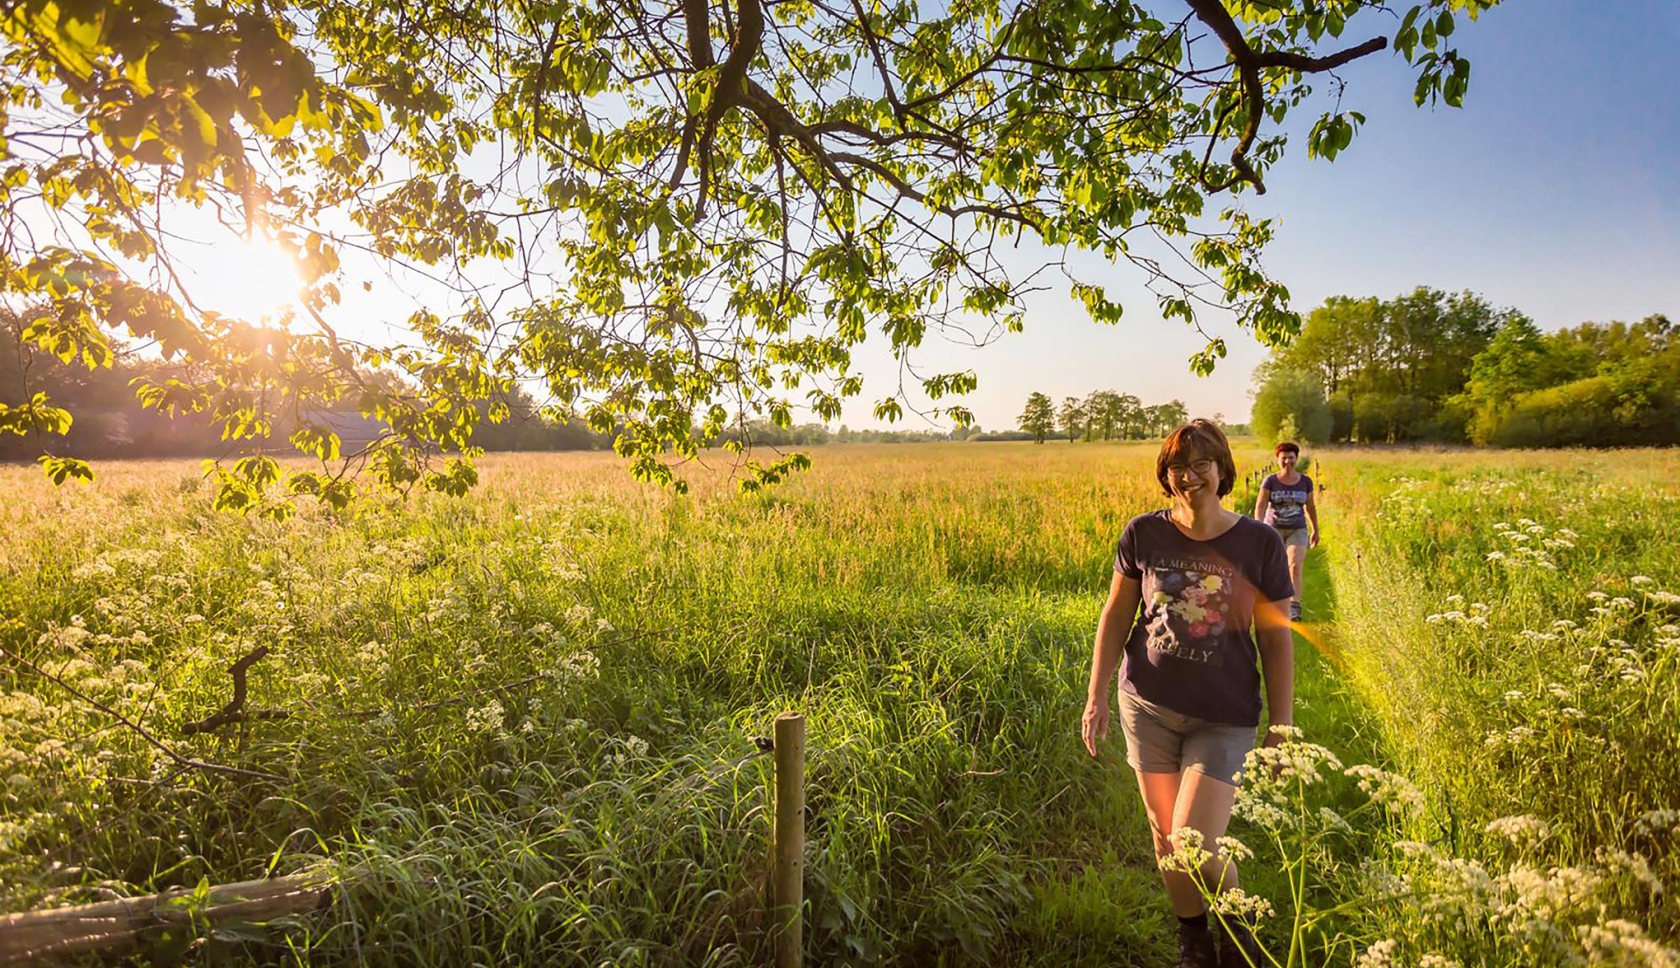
{"left": 1081, "top": 419, "right": 1295, "bottom": 968}
{"left": 1253, "top": 442, "right": 1318, "bottom": 623}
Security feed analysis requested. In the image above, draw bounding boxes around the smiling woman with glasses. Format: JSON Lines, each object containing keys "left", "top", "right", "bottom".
{"left": 1080, "top": 419, "right": 1295, "bottom": 968}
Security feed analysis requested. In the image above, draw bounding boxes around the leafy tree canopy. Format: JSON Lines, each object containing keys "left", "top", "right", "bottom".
{"left": 1250, "top": 365, "right": 1329, "bottom": 443}
{"left": 1016, "top": 390, "right": 1053, "bottom": 442}
{"left": 1, "top": 0, "right": 1500, "bottom": 511}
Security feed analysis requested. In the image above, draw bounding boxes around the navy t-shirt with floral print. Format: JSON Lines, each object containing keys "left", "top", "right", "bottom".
{"left": 1113, "top": 510, "right": 1295, "bottom": 726}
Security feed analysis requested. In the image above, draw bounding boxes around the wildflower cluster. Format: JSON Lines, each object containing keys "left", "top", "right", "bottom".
{"left": 1426, "top": 595, "right": 1491, "bottom": 628}
{"left": 1371, "top": 828, "right": 1676, "bottom": 965}
{"left": 1484, "top": 519, "right": 1570, "bottom": 571}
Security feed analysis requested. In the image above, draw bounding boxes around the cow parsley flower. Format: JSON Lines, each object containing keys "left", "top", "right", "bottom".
{"left": 1486, "top": 814, "right": 1551, "bottom": 847}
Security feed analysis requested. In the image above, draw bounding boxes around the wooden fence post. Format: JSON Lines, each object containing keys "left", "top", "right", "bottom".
{"left": 772, "top": 711, "right": 806, "bottom": 968}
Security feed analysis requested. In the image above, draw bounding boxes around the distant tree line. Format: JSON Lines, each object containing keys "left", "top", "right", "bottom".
{"left": 5, "top": 301, "right": 1008, "bottom": 461}
{"left": 1251, "top": 288, "right": 1680, "bottom": 447}
{"left": 1015, "top": 391, "right": 1194, "bottom": 443}
{"left": 717, "top": 420, "right": 965, "bottom": 445}
{"left": 1, "top": 305, "right": 605, "bottom": 461}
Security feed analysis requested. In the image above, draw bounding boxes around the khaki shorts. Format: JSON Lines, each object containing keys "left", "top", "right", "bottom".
{"left": 1276, "top": 526, "right": 1310, "bottom": 550}
{"left": 1116, "top": 690, "right": 1257, "bottom": 785}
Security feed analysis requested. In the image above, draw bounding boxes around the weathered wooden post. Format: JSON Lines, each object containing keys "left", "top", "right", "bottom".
{"left": 772, "top": 711, "right": 806, "bottom": 968}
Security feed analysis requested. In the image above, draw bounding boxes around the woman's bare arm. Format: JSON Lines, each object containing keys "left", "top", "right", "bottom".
{"left": 1254, "top": 599, "right": 1295, "bottom": 740}
{"left": 1254, "top": 486, "right": 1271, "bottom": 522}
{"left": 1084, "top": 571, "right": 1141, "bottom": 756}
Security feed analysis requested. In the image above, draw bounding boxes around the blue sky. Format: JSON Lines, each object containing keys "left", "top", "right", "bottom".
{"left": 863, "top": 0, "right": 1680, "bottom": 431}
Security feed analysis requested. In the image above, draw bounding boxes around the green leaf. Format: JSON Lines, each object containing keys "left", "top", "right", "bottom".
{"left": 38, "top": 454, "right": 93, "bottom": 485}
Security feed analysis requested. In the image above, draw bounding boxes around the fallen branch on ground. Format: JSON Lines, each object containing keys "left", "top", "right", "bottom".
{"left": 0, "top": 870, "right": 339, "bottom": 965}
{"left": 181, "top": 645, "right": 271, "bottom": 735}
{"left": 0, "top": 645, "right": 287, "bottom": 783}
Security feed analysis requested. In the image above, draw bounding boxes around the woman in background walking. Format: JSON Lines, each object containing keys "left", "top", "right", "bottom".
{"left": 1253, "top": 442, "right": 1317, "bottom": 623}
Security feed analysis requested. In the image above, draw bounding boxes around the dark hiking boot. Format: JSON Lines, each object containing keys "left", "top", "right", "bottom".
{"left": 1177, "top": 918, "right": 1218, "bottom": 968}
{"left": 1217, "top": 919, "right": 1263, "bottom": 968}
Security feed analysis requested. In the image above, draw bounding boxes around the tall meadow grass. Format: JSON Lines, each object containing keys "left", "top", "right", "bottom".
{"left": 2, "top": 443, "right": 1269, "bottom": 966}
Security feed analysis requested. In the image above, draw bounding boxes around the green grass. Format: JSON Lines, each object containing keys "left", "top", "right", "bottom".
{"left": 3, "top": 443, "right": 1677, "bottom": 966}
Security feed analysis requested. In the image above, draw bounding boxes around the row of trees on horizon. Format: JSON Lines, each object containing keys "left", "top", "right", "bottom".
{"left": 1016, "top": 393, "right": 1212, "bottom": 444}
{"left": 2, "top": 305, "right": 1050, "bottom": 459}
{"left": 1251, "top": 288, "right": 1679, "bottom": 448}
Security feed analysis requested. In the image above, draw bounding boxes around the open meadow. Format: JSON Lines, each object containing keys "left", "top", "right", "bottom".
{"left": 3, "top": 443, "right": 1678, "bottom": 967}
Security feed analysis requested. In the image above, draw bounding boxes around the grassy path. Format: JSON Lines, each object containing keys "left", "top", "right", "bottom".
{"left": 1293, "top": 508, "right": 1386, "bottom": 772}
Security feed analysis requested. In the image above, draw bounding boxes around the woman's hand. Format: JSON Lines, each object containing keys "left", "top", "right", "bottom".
{"left": 1309, "top": 529, "right": 1321, "bottom": 549}
{"left": 1082, "top": 696, "right": 1110, "bottom": 758}
{"left": 1262, "top": 724, "right": 1292, "bottom": 777}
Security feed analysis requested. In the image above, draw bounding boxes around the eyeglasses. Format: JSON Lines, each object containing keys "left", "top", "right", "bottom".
{"left": 1166, "top": 458, "right": 1216, "bottom": 477}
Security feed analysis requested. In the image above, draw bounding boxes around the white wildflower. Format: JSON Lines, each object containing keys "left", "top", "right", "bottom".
{"left": 1486, "top": 815, "right": 1552, "bottom": 847}
{"left": 1215, "top": 835, "right": 1253, "bottom": 862}
{"left": 1635, "top": 809, "right": 1680, "bottom": 837}
{"left": 1577, "top": 920, "right": 1680, "bottom": 968}
{"left": 1354, "top": 939, "right": 1399, "bottom": 968}
{"left": 465, "top": 699, "right": 506, "bottom": 736}
{"left": 1212, "top": 889, "right": 1274, "bottom": 921}
{"left": 1596, "top": 847, "right": 1664, "bottom": 896}
{"left": 1319, "top": 806, "right": 1355, "bottom": 832}
{"left": 1345, "top": 764, "right": 1426, "bottom": 816}
{"left": 1158, "top": 826, "right": 1213, "bottom": 874}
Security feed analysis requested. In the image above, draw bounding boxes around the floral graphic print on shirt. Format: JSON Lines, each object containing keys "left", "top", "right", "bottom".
{"left": 1144, "top": 562, "right": 1235, "bottom": 665}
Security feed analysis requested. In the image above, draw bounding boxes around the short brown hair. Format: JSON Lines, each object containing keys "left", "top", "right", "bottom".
{"left": 1156, "top": 419, "right": 1237, "bottom": 498}
{"left": 1275, "top": 441, "right": 1300, "bottom": 456}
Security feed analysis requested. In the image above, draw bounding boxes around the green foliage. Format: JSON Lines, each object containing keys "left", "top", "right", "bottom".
{"left": 36, "top": 452, "right": 91, "bottom": 483}
{"left": 1351, "top": 391, "right": 1431, "bottom": 444}
{"left": 1486, "top": 367, "right": 1680, "bottom": 449}
{"left": 1462, "top": 314, "right": 1552, "bottom": 442}
{"left": 0, "top": 0, "right": 1506, "bottom": 507}
{"left": 1328, "top": 455, "right": 1680, "bottom": 950}
{"left": 1251, "top": 369, "right": 1330, "bottom": 444}
{"left": 1466, "top": 314, "right": 1680, "bottom": 447}
{"left": 1259, "top": 288, "right": 1507, "bottom": 443}
{"left": 1017, "top": 391, "right": 1055, "bottom": 443}
{"left": 1057, "top": 396, "right": 1086, "bottom": 443}
{"left": 1261, "top": 288, "right": 1678, "bottom": 449}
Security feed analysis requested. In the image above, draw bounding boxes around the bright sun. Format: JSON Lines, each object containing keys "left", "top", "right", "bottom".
{"left": 183, "top": 236, "right": 304, "bottom": 323}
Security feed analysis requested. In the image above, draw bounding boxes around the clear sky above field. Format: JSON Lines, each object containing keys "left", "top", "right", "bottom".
{"left": 860, "top": 0, "right": 1680, "bottom": 431}
{"left": 169, "top": 0, "right": 1679, "bottom": 433}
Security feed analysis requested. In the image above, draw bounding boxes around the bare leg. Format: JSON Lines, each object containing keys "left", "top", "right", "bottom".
{"left": 1173, "top": 769, "right": 1241, "bottom": 894}
{"left": 1285, "top": 542, "right": 1306, "bottom": 616}
{"left": 1134, "top": 769, "right": 1205, "bottom": 917}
